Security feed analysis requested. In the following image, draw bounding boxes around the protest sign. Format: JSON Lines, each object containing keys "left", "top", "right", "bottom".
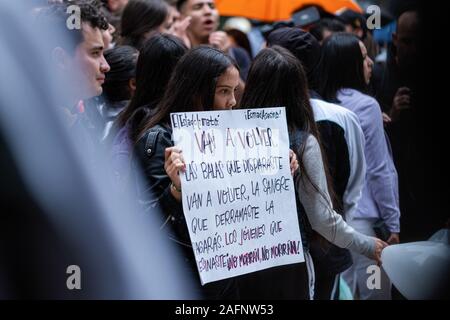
{"left": 171, "top": 107, "right": 304, "bottom": 285}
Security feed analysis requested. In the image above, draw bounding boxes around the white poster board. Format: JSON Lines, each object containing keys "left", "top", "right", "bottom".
{"left": 171, "top": 107, "right": 304, "bottom": 285}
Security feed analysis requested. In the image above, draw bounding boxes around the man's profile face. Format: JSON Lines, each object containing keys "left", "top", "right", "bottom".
{"left": 70, "top": 23, "right": 110, "bottom": 99}
{"left": 393, "top": 11, "right": 419, "bottom": 71}
{"left": 180, "top": 0, "right": 218, "bottom": 45}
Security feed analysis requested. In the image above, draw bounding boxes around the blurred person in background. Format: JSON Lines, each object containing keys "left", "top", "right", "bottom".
{"left": 223, "top": 17, "right": 253, "bottom": 58}
{"left": 34, "top": 0, "right": 111, "bottom": 152}
{"left": 0, "top": 0, "right": 196, "bottom": 299}
{"left": 99, "top": 45, "right": 139, "bottom": 141}
{"left": 119, "top": 0, "right": 191, "bottom": 50}
{"left": 119, "top": 0, "right": 169, "bottom": 49}
{"left": 338, "top": 9, "right": 379, "bottom": 61}
{"left": 164, "top": 0, "right": 192, "bottom": 47}
{"left": 309, "top": 18, "right": 346, "bottom": 44}
{"left": 110, "top": 34, "right": 187, "bottom": 186}
{"left": 176, "top": 0, "right": 251, "bottom": 82}
{"left": 102, "top": 22, "right": 117, "bottom": 49}
{"left": 319, "top": 33, "right": 400, "bottom": 300}
{"left": 371, "top": 8, "right": 442, "bottom": 244}
{"left": 100, "top": 0, "right": 129, "bottom": 41}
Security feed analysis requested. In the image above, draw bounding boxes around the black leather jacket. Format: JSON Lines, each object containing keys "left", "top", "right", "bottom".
{"left": 131, "top": 123, "right": 245, "bottom": 299}
{"left": 131, "top": 123, "right": 191, "bottom": 248}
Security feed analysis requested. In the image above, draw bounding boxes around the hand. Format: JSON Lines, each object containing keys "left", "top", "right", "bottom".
{"left": 209, "top": 31, "right": 231, "bottom": 53}
{"left": 390, "top": 87, "right": 411, "bottom": 122}
{"left": 169, "top": 16, "right": 192, "bottom": 49}
{"left": 370, "top": 237, "right": 388, "bottom": 266}
{"left": 382, "top": 112, "right": 392, "bottom": 126}
{"left": 289, "top": 149, "right": 299, "bottom": 176}
{"left": 164, "top": 147, "right": 185, "bottom": 200}
{"left": 386, "top": 232, "right": 400, "bottom": 245}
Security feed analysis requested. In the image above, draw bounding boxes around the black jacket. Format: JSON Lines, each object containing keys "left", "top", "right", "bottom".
{"left": 132, "top": 124, "right": 190, "bottom": 247}
{"left": 131, "top": 124, "right": 239, "bottom": 299}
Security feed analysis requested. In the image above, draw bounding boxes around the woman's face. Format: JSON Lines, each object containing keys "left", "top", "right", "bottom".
{"left": 359, "top": 41, "right": 373, "bottom": 84}
{"left": 102, "top": 23, "right": 115, "bottom": 50}
{"left": 213, "top": 66, "right": 240, "bottom": 110}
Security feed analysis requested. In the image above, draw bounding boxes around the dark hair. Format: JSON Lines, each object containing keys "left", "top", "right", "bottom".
{"left": 139, "top": 46, "right": 238, "bottom": 139}
{"left": 165, "top": 0, "right": 178, "bottom": 6}
{"left": 241, "top": 46, "right": 315, "bottom": 135}
{"left": 309, "top": 18, "right": 345, "bottom": 43}
{"left": 102, "top": 45, "right": 139, "bottom": 102}
{"left": 226, "top": 29, "right": 253, "bottom": 58}
{"left": 175, "top": 0, "right": 188, "bottom": 11}
{"left": 266, "top": 27, "right": 321, "bottom": 91}
{"left": 35, "top": 0, "right": 108, "bottom": 55}
{"left": 241, "top": 46, "right": 338, "bottom": 243}
{"left": 241, "top": 46, "right": 319, "bottom": 182}
{"left": 118, "top": 33, "right": 187, "bottom": 141}
{"left": 318, "top": 33, "right": 366, "bottom": 103}
{"left": 120, "top": 0, "right": 168, "bottom": 49}
{"left": 337, "top": 9, "right": 367, "bottom": 39}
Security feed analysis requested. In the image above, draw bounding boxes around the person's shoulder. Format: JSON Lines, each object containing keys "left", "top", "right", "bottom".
{"left": 291, "top": 128, "right": 316, "bottom": 150}
{"left": 311, "top": 98, "right": 355, "bottom": 116}
{"left": 301, "top": 134, "right": 323, "bottom": 164}
{"left": 230, "top": 46, "right": 251, "bottom": 60}
{"left": 302, "top": 133, "right": 319, "bottom": 151}
{"left": 140, "top": 123, "right": 170, "bottom": 137}
{"left": 311, "top": 98, "right": 360, "bottom": 127}
{"left": 339, "top": 89, "right": 379, "bottom": 111}
{"left": 136, "top": 123, "right": 172, "bottom": 152}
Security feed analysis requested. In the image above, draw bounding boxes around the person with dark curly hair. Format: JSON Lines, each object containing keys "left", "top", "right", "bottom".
{"left": 34, "top": 0, "right": 111, "bottom": 154}
{"left": 36, "top": 0, "right": 111, "bottom": 102}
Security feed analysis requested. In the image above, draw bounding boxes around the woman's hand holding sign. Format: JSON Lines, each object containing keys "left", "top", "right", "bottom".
{"left": 289, "top": 149, "right": 299, "bottom": 176}
{"left": 165, "top": 146, "right": 185, "bottom": 202}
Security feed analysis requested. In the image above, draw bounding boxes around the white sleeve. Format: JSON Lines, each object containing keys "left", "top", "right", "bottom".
{"left": 342, "top": 110, "right": 366, "bottom": 218}
{"left": 296, "top": 135, "right": 374, "bottom": 257}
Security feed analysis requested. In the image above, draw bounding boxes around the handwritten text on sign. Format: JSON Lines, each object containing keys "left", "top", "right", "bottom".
{"left": 171, "top": 108, "right": 304, "bottom": 285}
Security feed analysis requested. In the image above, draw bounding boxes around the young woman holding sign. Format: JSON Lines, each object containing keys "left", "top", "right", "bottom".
{"left": 235, "top": 46, "right": 387, "bottom": 299}
{"left": 131, "top": 46, "right": 240, "bottom": 299}
{"left": 132, "top": 45, "right": 299, "bottom": 299}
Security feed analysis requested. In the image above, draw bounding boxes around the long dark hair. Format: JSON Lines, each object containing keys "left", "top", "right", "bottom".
{"left": 120, "top": 0, "right": 168, "bottom": 49}
{"left": 241, "top": 46, "right": 337, "bottom": 242}
{"left": 102, "top": 45, "right": 139, "bottom": 102}
{"left": 318, "top": 32, "right": 367, "bottom": 103}
{"left": 138, "top": 46, "right": 238, "bottom": 139}
{"left": 241, "top": 46, "right": 316, "bottom": 135}
{"left": 241, "top": 46, "right": 320, "bottom": 185}
{"left": 118, "top": 33, "right": 187, "bottom": 141}
{"left": 226, "top": 29, "right": 253, "bottom": 58}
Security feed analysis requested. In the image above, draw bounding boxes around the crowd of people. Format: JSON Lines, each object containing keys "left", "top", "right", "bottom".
{"left": 5, "top": 0, "right": 444, "bottom": 300}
